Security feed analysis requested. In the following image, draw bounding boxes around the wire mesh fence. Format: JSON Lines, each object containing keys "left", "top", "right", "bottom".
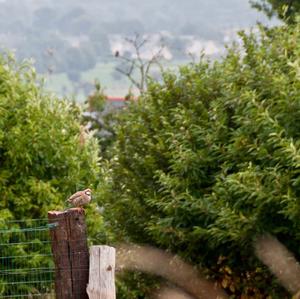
{"left": 0, "top": 219, "right": 56, "bottom": 298}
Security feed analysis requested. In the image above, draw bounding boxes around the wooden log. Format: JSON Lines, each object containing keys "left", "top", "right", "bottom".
{"left": 87, "top": 246, "right": 116, "bottom": 299}
{"left": 48, "top": 208, "right": 89, "bottom": 299}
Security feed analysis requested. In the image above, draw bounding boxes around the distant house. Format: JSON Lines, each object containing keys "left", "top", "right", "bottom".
{"left": 106, "top": 96, "right": 126, "bottom": 108}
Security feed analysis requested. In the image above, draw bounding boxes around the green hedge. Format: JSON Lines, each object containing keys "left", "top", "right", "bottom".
{"left": 100, "top": 21, "right": 300, "bottom": 298}
{"left": 0, "top": 53, "right": 100, "bottom": 221}
{"left": 0, "top": 53, "right": 102, "bottom": 296}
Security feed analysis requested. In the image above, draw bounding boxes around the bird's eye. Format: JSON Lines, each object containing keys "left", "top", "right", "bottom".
{"left": 85, "top": 191, "right": 91, "bottom": 196}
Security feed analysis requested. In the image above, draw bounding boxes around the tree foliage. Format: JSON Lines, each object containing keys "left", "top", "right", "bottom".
{"left": 82, "top": 81, "right": 119, "bottom": 158}
{"left": 250, "top": 0, "right": 300, "bottom": 23}
{"left": 0, "top": 53, "right": 100, "bottom": 221}
{"left": 100, "top": 20, "right": 300, "bottom": 297}
{"left": 0, "top": 53, "right": 103, "bottom": 296}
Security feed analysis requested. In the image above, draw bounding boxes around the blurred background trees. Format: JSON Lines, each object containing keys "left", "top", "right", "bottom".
{"left": 251, "top": 0, "right": 300, "bottom": 23}
{"left": 0, "top": 0, "right": 279, "bottom": 98}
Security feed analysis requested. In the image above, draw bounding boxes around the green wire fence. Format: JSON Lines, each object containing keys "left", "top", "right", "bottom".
{"left": 0, "top": 219, "right": 56, "bottom": 298}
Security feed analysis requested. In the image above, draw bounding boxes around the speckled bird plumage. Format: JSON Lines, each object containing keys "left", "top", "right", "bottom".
{"left": 67, "top": 188, "right": 92, "bottom": 207}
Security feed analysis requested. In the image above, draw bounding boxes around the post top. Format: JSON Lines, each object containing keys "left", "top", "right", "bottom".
{"left": 48, "top": 208, "right": 84, "bottom": 216}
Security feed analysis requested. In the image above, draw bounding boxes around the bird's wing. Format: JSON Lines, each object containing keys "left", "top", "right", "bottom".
{"left": 73, "top": 196, "right": 86, "bottom": 206}
{"left": 67, "top": 191, "right": 83, "bottom": 202}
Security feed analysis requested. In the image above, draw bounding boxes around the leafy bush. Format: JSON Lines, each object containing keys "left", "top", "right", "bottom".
{"left": 0, "top": 53, "right": 101, "bottom": 295}
{"left": 251, "top": 0, "right": 300, "bottom": 23}
{"left": 100, "top": 20, "right": 300, "bottom": 297}
{"left": 0, "top": 53, "right": 100, "bottom": 221}
{"left": 82, "top": 81, "right": 119, "bottom": 158}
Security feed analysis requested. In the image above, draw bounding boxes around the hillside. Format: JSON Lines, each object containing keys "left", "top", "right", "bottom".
{"left": 0, "top": 0, "right": 279, "bottom": 98}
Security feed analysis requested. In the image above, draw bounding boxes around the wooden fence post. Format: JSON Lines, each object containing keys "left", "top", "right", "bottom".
{"left": 87, "top": 246, "right": 116, "bottom": 299}
{"left": 48, "top": 208, "right": 89, "bottom": 299}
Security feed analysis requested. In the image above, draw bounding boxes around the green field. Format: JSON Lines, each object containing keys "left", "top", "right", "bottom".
{"left": 44, "top": 60, "right": 188, "bottom": 102}
{"left": 45, "top": 62, "right": 136, "bottom": 102}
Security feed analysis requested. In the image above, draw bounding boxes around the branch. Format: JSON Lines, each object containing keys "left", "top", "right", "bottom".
{"left": 115, "top": 33, "right": 164, "bottom": 93}
{"left": 145, "top": 46, "right": 164, "bottom": 79}
{"left": 116, "top": 66, "right": 142, "bottom": 90}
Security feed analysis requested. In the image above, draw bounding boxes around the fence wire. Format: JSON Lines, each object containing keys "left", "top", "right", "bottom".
{"left": 0, "top": 219, "right": 55, "bottom": 298}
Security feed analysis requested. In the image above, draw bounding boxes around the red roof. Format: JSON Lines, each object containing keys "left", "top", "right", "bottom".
{"left": 106, "top": 96, "right": 125, "bottom": 102}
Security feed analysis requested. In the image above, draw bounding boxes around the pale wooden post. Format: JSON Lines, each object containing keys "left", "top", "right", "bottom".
{"left": 48, "top": 208, "right": 89, "bottom": 299}
{"left": 87, "top": 246, "right": 116, "bottom": 299}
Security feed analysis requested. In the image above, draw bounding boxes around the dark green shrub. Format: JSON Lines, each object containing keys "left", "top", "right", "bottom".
{"left": 0, "top": 53, "right": 101, "bottom": 295}
{"left": 100, "top": 21, "right": 300, "bottom": 297}
{"left": 251, "top": 0, "right": 300, "bottom": 23}
{"left": 0, "top": 53, "right": 100, "bottom": 221}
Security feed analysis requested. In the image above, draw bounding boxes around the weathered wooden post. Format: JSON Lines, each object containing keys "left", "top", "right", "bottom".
{"left": 48, "top": 208, "right": 89, "bottom": 299}
{"left": 87, "top": 246, "right": 116, "bottom": 299}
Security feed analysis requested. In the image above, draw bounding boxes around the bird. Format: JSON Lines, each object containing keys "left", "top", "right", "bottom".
{"left": 67, "top": 188, "right": 92, "bottom": 208}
